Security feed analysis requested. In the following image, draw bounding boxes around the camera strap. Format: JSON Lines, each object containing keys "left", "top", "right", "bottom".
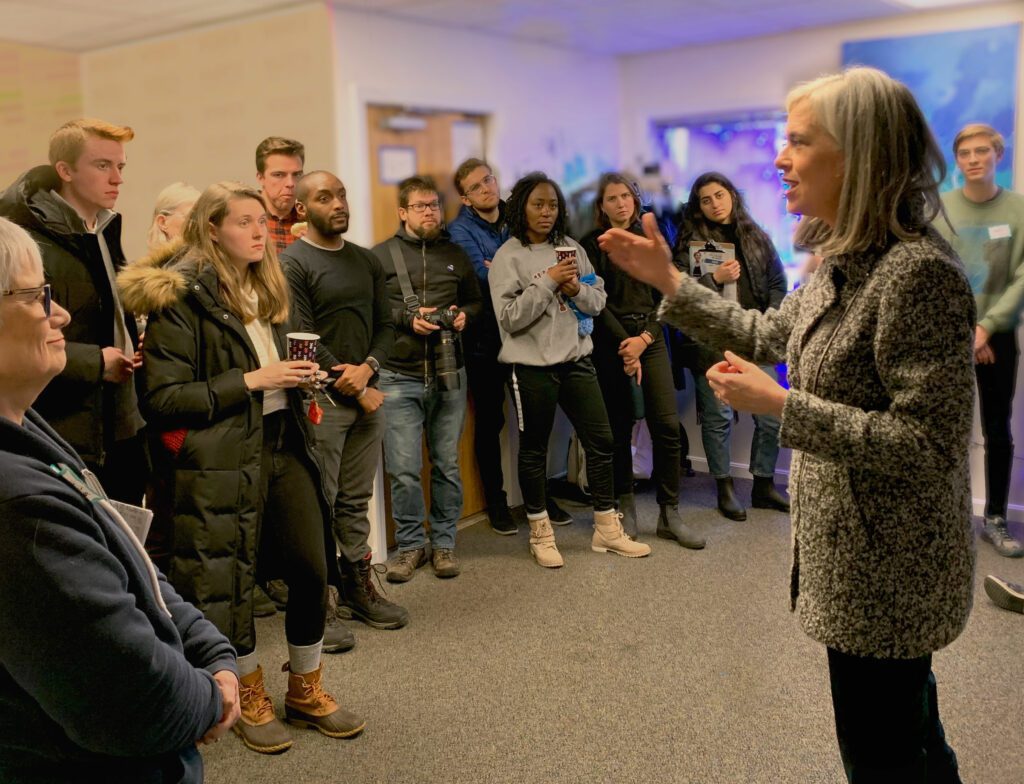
{"left": 387, "top": 239, "right": 421, "bottom": 313}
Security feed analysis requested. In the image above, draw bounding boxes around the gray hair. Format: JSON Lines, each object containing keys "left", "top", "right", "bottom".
{"left": 0, "top": 217, "right": 44, "bottom": 328}
{"left": 147, "top": 181, "right": 200, "bottom": 251}
{"left": 787, "top": 66, "right": 946, "bottom": 257}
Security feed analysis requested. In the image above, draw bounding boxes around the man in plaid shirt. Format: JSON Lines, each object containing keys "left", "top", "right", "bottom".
{"left": 255, "top": 136, "right": 304, "bottom": 253}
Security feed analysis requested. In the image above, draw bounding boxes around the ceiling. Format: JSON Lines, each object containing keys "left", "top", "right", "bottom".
{"left": 0, "top": 0, "right": 1002, "bottom": 55}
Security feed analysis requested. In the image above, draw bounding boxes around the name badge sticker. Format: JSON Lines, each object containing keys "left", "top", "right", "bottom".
{"left": 989, "top": 224, "right": 1011, "bottom": 240}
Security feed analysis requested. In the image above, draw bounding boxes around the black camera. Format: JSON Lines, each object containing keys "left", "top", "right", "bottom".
{"left": 420, "top": 309, "right": 461, "bottom": 392}
{"left": 421, "top": 309, "right": 459, "bottom": 329}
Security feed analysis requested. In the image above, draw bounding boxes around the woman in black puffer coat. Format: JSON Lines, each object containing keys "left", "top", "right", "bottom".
{"left": 121, "top": 182, "right": 363, "bottom": 756}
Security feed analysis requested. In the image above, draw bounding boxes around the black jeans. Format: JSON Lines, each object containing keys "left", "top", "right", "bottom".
{"left": 511, "top": 358, "right": 614, "bottom": 513}
{"left": 827, "top": 648, "right": 961, "bottom": 784}
{"left": 975, "top": 329, "right": 1018, "bottom": 517}
{"left": 247, "top": 411, "right": 328, "bottom": 655}
{"left": 90, "top": 431, "right": 149, "bottom": 506}
{"left": 465, "top": 347, "right": 509, "bottom": 511}
{"left": 593, "top": 321, "right": 681, "bottom": 506}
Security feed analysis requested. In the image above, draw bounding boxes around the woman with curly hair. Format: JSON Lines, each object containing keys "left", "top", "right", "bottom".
{"left": 488, "top": 172, "right": 650, "bottom": 567}
{"left": 672, "top": 172, "right": 790, "bottom": 521}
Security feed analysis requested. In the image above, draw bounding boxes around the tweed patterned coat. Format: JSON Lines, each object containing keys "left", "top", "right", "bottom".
{"left": 659, "top": 228, "right": 976, "bottom": 658}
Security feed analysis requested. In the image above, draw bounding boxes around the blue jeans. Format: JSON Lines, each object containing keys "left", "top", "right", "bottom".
{"left": 380, "top": 368, "right": 467, "bottom": 552}
{"left": 694, "top": 364, "right": 781, "bottom": 479}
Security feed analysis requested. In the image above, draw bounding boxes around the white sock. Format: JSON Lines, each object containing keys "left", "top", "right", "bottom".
{"left": 526, "top": 510, "right": 548, "bottom": 521}
{"left": 288, "top": 639, "right": 323, "bottom": 675}
{"left": 237, "top": 651, "right": 259, "bottom": 678}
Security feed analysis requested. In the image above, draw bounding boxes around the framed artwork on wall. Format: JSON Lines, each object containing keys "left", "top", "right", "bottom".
{"left": 843, "top": 23, "right": 1020, "bottom": 190}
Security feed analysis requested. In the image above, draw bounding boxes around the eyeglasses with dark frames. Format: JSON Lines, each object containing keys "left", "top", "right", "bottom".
{"left": 406, "top": 201, "right": 442, "bottom": 214}
{"left": 1, "top": 283, "right": 52, "bottom": 317}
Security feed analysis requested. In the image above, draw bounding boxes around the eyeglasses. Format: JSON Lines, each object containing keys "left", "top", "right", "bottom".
{"left": 465, "top": 174, "right": 496, "bottom": 197}
{"left": 1, "top": 283, "right": 52, "bottom": 317}
{"left": 406, "top": 201, "right": 441, "bottom": 214}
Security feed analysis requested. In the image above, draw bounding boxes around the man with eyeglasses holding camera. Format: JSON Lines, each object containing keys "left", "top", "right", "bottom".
{"left": 373, "top": 176, "right": 482, "bottom": 582}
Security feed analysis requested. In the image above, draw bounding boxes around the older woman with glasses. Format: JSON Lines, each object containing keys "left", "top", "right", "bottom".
{"left": 601, "top": 67, "right": 974, "bottom": 782}
{"left": 0, "top": 216, "right": 240, "bottom": 782}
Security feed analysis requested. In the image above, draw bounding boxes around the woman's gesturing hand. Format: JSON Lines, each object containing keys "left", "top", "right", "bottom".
{"left": 598, "top": 212, "right": 681, "bottom": 296}
{"left": 244, "top": 360, "right": 319, "bottom": 391}
{"left": 706, "top": 351, "right": 787, "bottom": 417}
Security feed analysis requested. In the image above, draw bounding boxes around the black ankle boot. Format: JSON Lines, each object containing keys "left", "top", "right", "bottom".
{"left": 716, "top": 477, "right": 747, "bottom": 521}
{"left": 751, "top": 476, "right": 790, "bottom": 512}
{"left": 339, "top": 554, "right": 410, "bottom": 629}
{"left": 547, "top": 497, "right": 572, "bottom": 526}
{"left": 656, "top": 504, "right": 706, "bottom": 549}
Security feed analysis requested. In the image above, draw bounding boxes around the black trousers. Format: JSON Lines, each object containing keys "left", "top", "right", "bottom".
{"left": 593, "top": 324, "right": 681, "bottom": 506}
{"left": 245, "top": 411, "right": 328, "bottom": 655}
{"left": 511, "top": 358, "right": 615, "bottom": 513}
{"left": 975, "top": 329, "right": 1018, "bottom": 517}
{"left": 465, "top": 347, "right": 509, "bottom": 511}
{"left": 827, "top": 648, "right": 961, "bottom": 784}
{"left": 89, "top": 431, "right": 149, "bottom": 506}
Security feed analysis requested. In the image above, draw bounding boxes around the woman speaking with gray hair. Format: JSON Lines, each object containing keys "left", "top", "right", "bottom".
{"left": 600, "top": 67, "right": 974, "bottom": 782}
{"left": 0, "top": 215, "right": 240, "bottom": 782}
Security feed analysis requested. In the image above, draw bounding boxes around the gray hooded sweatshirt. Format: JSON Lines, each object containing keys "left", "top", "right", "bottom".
{"left": 489, "top": 236, "right": 606, "bottom": 366}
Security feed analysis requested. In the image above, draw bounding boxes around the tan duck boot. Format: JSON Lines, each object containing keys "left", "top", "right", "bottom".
{"left": 527, "top": 514, "right": 564, "bottom": 568}
{"left": 233, "top": 665, "right": 292, "bottom": 754}
{"left": 592, "top": 508, "right": 652, "bottom": 558}
{"left": 283, "top": 663, "right": 366, "bottom": 738}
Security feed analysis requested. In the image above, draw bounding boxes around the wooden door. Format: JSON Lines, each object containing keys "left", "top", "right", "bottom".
{"left": 366, "top": 105, "right": 489, "bottom": 543}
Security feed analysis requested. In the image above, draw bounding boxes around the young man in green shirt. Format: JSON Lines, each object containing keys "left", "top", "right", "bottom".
{"left": 937, "top": 123, "right": 1024, "bottom": 558}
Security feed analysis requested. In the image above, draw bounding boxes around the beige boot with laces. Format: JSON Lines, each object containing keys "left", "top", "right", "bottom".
{"left": 592, "top": 508, "right": 652, "bottom": 557}
{"left": 528, "top": 514, "right": 564, "bottom": 568}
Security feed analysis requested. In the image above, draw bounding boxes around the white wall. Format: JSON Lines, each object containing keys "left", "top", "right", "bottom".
{"left": 618, "top": 2, "right": 1024, "bottom": 516}
{"left": 618, "top": 1, "right": 1024, "bottom": 184}
{"left": 80, "top": 3, "right": 338, "bottom": 262}
{"left": 327, "top": 7, "right": 622, "bottom": 248}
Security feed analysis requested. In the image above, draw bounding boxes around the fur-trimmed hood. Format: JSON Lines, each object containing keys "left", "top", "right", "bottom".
{"left": 117, "top": 239, "right": 190, "bottom": 315}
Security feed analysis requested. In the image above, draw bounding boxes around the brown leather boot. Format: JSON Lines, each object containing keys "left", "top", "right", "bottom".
{"left": 283, "top": 663, "right": 366, "bottom": 739}
{"left": 233, "top": 666, "right": 292, "bottom": 754}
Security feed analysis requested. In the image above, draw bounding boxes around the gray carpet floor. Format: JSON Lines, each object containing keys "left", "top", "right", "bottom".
{"left": 202, "top": 475, "right": 1024, "bottom": 784}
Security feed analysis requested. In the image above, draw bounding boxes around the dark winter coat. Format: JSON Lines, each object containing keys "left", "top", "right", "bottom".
{"left": 0, "top": 410, "right": 236, "bottom": 783}
{"left": 119, "top": 254, "right": 332, "bottom": 652}
{"left": 659, "top": 229, "right": 976, "bottom": 658}
{"left": 0, "top": 165, "right": 141, "bottom": 465}
{"left": 371, "top": 226, "right": 483, "bottom": 379}
{"left": 448, "top": 202, "right": 508, "bottom": 356}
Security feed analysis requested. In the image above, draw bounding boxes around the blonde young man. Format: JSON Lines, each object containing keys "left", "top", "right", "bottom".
{"left": 937, "top": 123, "right": 1024, "bottom": 558}
{"left": 0, "top": 118, "right": 146, "bottom": 504}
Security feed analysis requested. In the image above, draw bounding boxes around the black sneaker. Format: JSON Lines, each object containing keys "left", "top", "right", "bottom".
{"left": 490, "top": 506, "right": 518, "bottom": 536}
{"left": 547, "top": 497, "right": 572, "bottom": 526}
{"left": 984, "top": 575, "right": 1024, "bottom": 614}
{"left": 323, "top": 587, "right": 355, "bottom": 653}
{"left": 339, "top": 554, "right": 409, "bottom": 629}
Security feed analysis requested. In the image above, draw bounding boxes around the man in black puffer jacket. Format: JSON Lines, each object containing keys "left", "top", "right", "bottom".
{"left": 0, "top": 118, "right": 146, "bottom": 504}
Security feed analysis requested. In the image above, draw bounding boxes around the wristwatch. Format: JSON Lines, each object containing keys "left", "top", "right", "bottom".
{"left": 364, "top": 356, "right": 380, "bottom": 374}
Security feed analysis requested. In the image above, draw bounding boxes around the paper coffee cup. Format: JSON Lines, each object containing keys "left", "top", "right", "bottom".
{"left": 555, "top": 246, "right": 577, "bottom": 265}
{"left": 286, "top": 332, "right": 319, "bottom": 362}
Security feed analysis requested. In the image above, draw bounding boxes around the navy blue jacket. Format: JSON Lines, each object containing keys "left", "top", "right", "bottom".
{"left": 0, "top": 410, "right": 237, "bottom": 783}
{"left": 448, "top": 202, "right": 508, "bottom": 356}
